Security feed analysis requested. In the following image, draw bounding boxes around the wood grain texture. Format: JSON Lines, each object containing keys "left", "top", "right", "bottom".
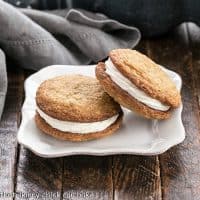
{"left": 113, "top": 156, "right": 161, "bottom": 200}
{"left": 112, "top": 41, "right": 162, "bottom": 200}
{"left": 187, "top": 22, "right": 200, "bottom": 200}
{"left": 0, "top": 66, "right": 24, "bottom": 200}
{"left": 148, "top": 24, "right": 200, "bottom": 200}
{"left": 62, "top": 156, "right": 113, "bottom": 200}
{"left": 187, "top": 23, "right": 200, "bottom": 108}
{"left": 15, "top": 147, "right": 63, "bottom": 200}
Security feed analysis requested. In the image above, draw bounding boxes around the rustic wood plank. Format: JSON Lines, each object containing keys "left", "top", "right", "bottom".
{"left": 62, "top": 156, "right": 113, "bottom": 200}
{"left": 15, "top": 148, "right": 63, "bottom": 200}
{"left": 0, "top": 66, "right": 24, "bottom": 200}
{"left": 186, "top": 22, "right": 200, "bottom": 200}
{"left": 113, "top": 156, "right": 161, "bottom": 200}
{"left": 15, "top": 70, "right": 63, "bottom": 200}
{"left": 148, "top": 23, "right": 200, "bottom": 200}
{"left": 187, "top": 23, "right": 200, "bottom": 108}
{"left": 112, "top": 40, "right": 162, "bottom": 200}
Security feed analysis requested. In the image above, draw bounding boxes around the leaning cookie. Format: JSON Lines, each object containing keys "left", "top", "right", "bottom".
{"left": 35, "top": 75, "right": 123, "bottom": 141}
{"left": 96, "top": 49, "right": 181, "bottom": 119}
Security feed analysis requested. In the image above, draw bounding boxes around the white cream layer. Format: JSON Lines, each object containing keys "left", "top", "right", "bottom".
{"left": 105, "top": 58, "right": 170, "bottom": 111}
{"left": 36, "top": 106, "right": 119, "bottom": 134}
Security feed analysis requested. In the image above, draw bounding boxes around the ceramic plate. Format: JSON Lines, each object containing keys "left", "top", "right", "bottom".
{"left": 17, "top": 65, "right": 185, "bottom": 157}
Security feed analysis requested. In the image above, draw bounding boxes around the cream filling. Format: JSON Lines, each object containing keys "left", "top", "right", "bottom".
{"left": 105, "top": 58, "right": 170, "bottom": 111}
{"left": 36, "top": 106, "right": 119, "bottom": 134}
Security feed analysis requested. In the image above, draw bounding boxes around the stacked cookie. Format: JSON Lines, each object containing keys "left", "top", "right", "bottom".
{"left": 96, "top": 49, "right": 181, "bottom": 119}
{"left": 35, "top": 49, "right": 181, "bottom": 141}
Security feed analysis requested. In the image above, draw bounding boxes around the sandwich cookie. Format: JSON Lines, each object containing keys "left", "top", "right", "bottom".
{"left": 35, "top": 75, "right": 123, "bottom": 141}
{"left": 96, "top": 49, "right": 181, "bottom": 119}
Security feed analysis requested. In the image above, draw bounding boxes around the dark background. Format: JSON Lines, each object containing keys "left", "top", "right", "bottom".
{"left": 4, "top": 0, "right": 200, "bottom": 37}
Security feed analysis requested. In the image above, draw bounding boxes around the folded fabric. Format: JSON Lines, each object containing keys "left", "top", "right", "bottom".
{"left": 0, "top": 1, "right": 141, "bottom": 119}
{"left": 0, "top": 1, "right": 140, "bottom": 70}
{"left": 22, "top": 8, "right": 141, "bottom": 65}
{"left": 0, "top": 49, "right": 7, "bottom": 121}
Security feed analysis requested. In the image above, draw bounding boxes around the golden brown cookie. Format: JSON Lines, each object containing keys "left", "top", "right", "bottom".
{"left": 36, "top": 75, "right": 121, "bottom": 122}
{"left": 109, "top": 49, "right": 181, "bottom": 107}
{"left": 96, "top": 62, "right": 170, "bottom": 119}
{"left": 35, "top": 74, "right": 123, "bottom": 141}
{"left": 96, "top": 49, "right": 181, "bottom": 120}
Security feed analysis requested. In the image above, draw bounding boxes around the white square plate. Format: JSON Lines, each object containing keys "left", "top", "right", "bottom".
{"left": 17, "top": 65, "right": 185, "bottom": 157}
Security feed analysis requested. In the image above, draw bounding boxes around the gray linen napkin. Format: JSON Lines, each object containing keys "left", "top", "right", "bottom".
{"left": 0, "top": 1, "right": 140, "bottom": 70}
{"left": 21, "top": 8, "right": 141, "bottom": 64}
{"left": 0, "top": 49, "right": 7, "bottom": 120}
{"left": 0, "top": 1, "right": 141, "bottom": 119}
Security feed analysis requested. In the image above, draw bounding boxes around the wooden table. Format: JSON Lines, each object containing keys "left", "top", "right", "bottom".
{"left": 0, "top": 23, "right": 200, "bottom": 200}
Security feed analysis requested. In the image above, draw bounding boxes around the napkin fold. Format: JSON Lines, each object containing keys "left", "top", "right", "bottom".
{"left": 0, "top": 49, "right": 7, "bottom": 120}
{"left": 0, "top": 1, "right": 141, "bottom": 119}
